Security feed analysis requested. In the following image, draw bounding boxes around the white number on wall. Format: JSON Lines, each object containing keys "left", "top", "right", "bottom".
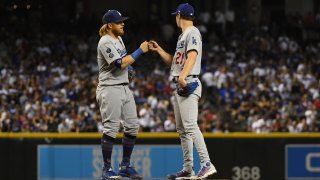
{"left": 232, "top": 166, "right": 260, "bottom": 180}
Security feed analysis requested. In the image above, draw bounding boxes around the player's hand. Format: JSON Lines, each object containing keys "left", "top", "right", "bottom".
{"left": 148, "top": 40, "right": 160, "bottom": 52}
{"left": 178, "top": 78, "right": 187, "bottom": 88}
{"left": 140, "top": 41, "right": 149, "bottom": 53}
{"left": 177, "top": 81, "right": 199, "bottom": 97}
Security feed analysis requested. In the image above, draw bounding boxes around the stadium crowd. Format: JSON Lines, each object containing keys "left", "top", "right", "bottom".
{"left": 1, "top": 8, "right": 320, "bottom": 133}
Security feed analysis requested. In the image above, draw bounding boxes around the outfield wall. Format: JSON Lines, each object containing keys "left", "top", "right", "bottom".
{"left": 0, "top": 133, "right": 319, "bottom": 180}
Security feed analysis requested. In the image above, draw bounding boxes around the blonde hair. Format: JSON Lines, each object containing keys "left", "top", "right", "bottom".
{"left": 99, "top": 24, "right": 108, "bottom": 37}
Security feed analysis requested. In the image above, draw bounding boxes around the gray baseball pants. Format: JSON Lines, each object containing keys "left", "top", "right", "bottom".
{"left": 173, "top": 79, "right": 211, "bottom": 171}
{"left": 96, "top": 85, "right": 139, "bottom": 138}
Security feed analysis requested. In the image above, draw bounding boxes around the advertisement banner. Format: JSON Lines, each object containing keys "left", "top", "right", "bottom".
{"left": 38, "top": 145, "right": 201, "bottom": 180}
{"left": 286, "top": 144, "right": 320, "bottom": 180}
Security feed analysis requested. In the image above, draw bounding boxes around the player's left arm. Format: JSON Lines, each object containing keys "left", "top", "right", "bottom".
{"left": 178, "top": 32, "right": 201, "bottom": 87}
{"left": 178, "top": 50, "right": 197, "bottom": 87}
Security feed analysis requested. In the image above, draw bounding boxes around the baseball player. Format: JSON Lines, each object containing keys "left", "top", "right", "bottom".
{"left": 148, "top": 3, "right": 217, "bottom": 180}
{"left": 96, "top": 10, "right": 148, "bottom": 180}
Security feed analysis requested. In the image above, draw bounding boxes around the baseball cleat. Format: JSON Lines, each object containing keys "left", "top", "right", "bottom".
{"left": 118, "top": 163, "right": 143, "bottom": 180}
{"left": 101, "top": 167, "right": 122, "bottom": 180}
{"left": 196, "top": 162, "right": 217, "bottom": 179}
{"left": 167, "top": 169, "right": 196, "bottom": 180}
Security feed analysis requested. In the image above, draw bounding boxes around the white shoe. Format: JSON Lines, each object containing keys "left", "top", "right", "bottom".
{"left": 197, "top": 162, "right": 217, "bottom": 179}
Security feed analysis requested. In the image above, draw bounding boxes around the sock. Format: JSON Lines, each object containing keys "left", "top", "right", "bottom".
{"left": 101, "top": 134, "right": 115, "bottom": 169}
{"left": 121, "top": 133, "right": 136, "bottom": 165}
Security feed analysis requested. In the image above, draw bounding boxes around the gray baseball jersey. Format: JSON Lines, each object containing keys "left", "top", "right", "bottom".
{"left": 97, "top": 35, "right": 128, "bottom": 88}
{"left": 171, "top": 26, "right": 202, "bottom": 76}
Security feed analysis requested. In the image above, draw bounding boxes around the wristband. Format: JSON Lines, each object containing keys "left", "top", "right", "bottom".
{"left": 131, "top": 48, "right": 143, "bottom": 60}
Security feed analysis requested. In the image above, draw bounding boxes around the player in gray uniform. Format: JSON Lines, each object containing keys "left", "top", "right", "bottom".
{"left": 97, "top": 10, "right": 148, "bottom": 180}
{"left": 148, "top": 3, "right": 217, "bottom": 180}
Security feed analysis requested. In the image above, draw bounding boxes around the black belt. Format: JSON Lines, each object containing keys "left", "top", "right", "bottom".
{"left": 106, "top": 83, "right": 128, "bottom": 86}
{"left": 187, "top": 75, "right": 199, "bottom": 78}
{"left": 173, "top": 75, "right": 199, "bottom": 82}
{"left": 174, "top": 75, "right": 199, "bottom": 78}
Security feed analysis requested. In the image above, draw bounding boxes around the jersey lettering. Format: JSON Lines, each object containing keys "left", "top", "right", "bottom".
{"left": 117, "top": 48, "right": 127, "bottom": 57}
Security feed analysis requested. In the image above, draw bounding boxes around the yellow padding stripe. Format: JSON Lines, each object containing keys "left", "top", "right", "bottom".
{"left": 0, "top": 132, "right": 320, "bottom": 139}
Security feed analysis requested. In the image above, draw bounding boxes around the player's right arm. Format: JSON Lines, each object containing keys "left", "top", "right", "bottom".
{"left": 121, "top": 41, "right": 149, "bottom": 68}
{"left": 100, "top": 41, "right": 148, "bottom": 69}
{"left": 148, "top": 40, "right": 173, "bottom": 66}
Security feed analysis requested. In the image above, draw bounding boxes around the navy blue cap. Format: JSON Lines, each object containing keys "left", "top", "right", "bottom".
{"left": 102, "top": 10, "right": 129, "bottom": 24}
{"left": 171, "top": 3, "right": 194, "bottom": 17}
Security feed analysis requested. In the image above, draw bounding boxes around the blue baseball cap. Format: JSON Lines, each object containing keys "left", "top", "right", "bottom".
{"left": 171, "top": 3, "right": 194, "bottom": 17}
{"left": 102, "top": 10, "right": 129, "bottom": 24}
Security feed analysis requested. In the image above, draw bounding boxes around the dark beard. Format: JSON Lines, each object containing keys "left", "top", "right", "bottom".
{"left": 113, "top": 29, "right": 124, "bottom": 37}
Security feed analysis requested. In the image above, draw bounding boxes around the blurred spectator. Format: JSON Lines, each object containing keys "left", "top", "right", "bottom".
{"left": 138, "top": 103, "right": 155, "bottom": 132}
{"left": 164, "top": 112, "right": 175, "bottom": 132}
{"left": 58, "top": 120, "right": 70, "bottom": 133}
